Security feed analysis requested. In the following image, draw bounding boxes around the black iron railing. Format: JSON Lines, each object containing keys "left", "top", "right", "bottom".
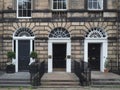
{"left": 109, "top": 60, "right": 120, "bottom": 75}
{"left": 29, "top": 61, "right": 45, "bottom": 86}
{"left": 74, "top": 60, "right": 91, "bottom": 86}
{"left": 0, "top": 61, "right": 7, "bottom": 71}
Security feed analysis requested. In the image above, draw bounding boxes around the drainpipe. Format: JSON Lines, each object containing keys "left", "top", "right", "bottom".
{"left": 1, "top": 0, "right": 4, "bottom": 61}
{"left": 116, "top": 0, "right": 120, "bottom": 70}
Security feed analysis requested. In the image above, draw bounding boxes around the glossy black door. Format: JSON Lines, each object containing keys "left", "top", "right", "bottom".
{"left": 88, "top": 44, "right": 100, "bottom": 70}
{"left": 18, "top": 40, "right": 30, "bottom": 71}
{"left": 53, "top": 44, "right": 66, "bottom": 70}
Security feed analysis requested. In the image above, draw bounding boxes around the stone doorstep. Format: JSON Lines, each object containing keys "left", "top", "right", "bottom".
{"left": 0, "top": 84, "right": 32, "bottom": 87}
{"left": 0, "top": 81, "right": 30, "bottom": 84}
{"left": 41, "top": 80, "right": 80, "bottom": 85}
{"left": 91, "top": 81, "right": 120, "bottom": 85}
{"left": 41, "top": 72, "right": 79, "bottom": 81}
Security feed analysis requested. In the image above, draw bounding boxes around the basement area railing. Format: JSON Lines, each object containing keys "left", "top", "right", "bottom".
{"left": 74, "top": 60, "right": 91, "bottom": 86}
{"left": 109, "top": 60, "right": 120, "bottom": 75}
{"left": 0, "top": 61, "right": 7, "bottom": 71}
{"left": 29, "top": 61, "right": 45, "bottom": 86}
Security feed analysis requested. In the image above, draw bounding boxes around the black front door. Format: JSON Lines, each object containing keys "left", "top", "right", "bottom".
{"left": 88, "top": 44, "right": 100, "bottom": 70}
{"left": 18, "top": 40, "right": 30, "bottom": 71}
{"left": 53, "top": 44, "right": 66, "bottom": 71}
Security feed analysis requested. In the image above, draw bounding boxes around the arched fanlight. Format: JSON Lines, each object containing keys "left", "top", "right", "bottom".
{"left": 49, "top": 27, "right": 70, "bottom": 38}
{"left": 14, "top": 28, "right": 34, "bottom": 37}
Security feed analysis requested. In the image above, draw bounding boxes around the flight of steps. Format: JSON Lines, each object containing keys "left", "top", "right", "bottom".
{"left": 0, "top": 72, "right": 31, "bottom": 87}
{"left": 91, "top": 71, "right": 120, "bottom": 87}
{"left": 0, "top": 78, "right": 31, "bottom": 87}
{"left": 40, "top": 72, "right": 80, "bottom": 87}
{"left": 91, "top": 79, "right": 120, "bottom": 87}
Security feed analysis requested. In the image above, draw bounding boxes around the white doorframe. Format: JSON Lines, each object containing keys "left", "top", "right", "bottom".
{"left": 84, "top": 39, "right": 108, "bottom": 72}
{"left": 48, "top": 38, "right": 71, "bottom": 73}
{"left": 13, "top": 36, "right": 35, "bottom": 72}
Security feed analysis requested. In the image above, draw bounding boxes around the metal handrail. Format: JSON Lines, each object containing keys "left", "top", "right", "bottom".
{"left": 29, "top": 61, "right": 45, "bottom": 86}
{"left": 74, "top": 60, "right": 91, "bottom": 86}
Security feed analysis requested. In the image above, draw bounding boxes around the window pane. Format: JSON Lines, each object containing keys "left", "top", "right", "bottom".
{"left": 53, "top": 0, "right": 66, "bottom": 10}
{"left": 27, "top": 10, "right": 31, "bottom": 17}
{"left": 58, "top": 1, "right": 61, "bottom": 9}
{"left": 18, "top": 4, "right": 22, "bottom": 9}
{"left": 98, "top": 3, "right": 101, "bottom": 9}
{"left": 28, "top": 2, "right": 31, "bottom": 9}
{"left": 88, "top": 2, "right": 92, "bottom": 9}
{"left": 63, "top": 1, "right": 66, "bottom": 9}
{"left": 93, "top": 2, "right": 97, "bottom": 9}
{"left": 53, "top": 2, "right": 57, "bottom": 9}
{"left": 23, "top": 10, "right": 27, "bottom": 17}
{"left": 53, "top": 0, "right": 57, "bottom": 1}
{"left": 98, "top": 0, "right": 102, "bottom": 9}
{"left": 18, "top": 0, "right": 31, "bottom": 17}
{"left": 88, "top": 0, "right": 103, "bottom": 10}
{"left": 18, "top": 10, "right": 23, "bottom": 17}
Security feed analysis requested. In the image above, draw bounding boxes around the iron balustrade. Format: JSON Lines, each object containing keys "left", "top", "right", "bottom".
{"left": 0, "top": 61, "right": 7, "bottom": 71}
{"left": 74, "top": 60, "right": 91, "bottom": 86}
{"left": 109, "top": 60, "right": 120, "bottom": 75}
{"left": 29, "top": 61, "right": 45, "bottom": 86}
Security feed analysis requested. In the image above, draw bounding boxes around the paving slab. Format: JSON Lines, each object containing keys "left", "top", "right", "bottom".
{"left": 0, "top": 87, "right": 120, "bottom": 90}
{"left": 41, "top": 72, "right": 79, "bottom": 81}
{"left": 0, "top": 72, "right": 30, "bottom": 80}
{"left": 91, "top": 71, "right": 120, "bottom": 80}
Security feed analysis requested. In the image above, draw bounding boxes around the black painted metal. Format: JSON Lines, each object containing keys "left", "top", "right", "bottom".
{"left": 0, "top": 61, "right": 7, "bottom": 71}
{"left": 109, "top": 60, "right": 120, "bottom": 75}
{"left": 74, "top": 60, "right": 91, "bottom": 86}
{"left": 30, "top": 61, "right": 45, "bottom": 86}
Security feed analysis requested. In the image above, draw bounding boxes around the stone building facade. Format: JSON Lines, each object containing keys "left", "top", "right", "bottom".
{"left": 0, "top": 0, "right": 120, "bottom": 73}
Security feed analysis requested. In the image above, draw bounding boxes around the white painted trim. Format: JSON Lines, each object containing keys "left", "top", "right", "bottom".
{"left": 13, "top": 38, "right": 34, "bottom": 72}
{"left": 29, "top": 40, "right": 35, "bottom": 65}
{"left": 15, "top": 40, "right": 18, "bottom": 72}
{"left": 84, "top": 39, "right": 108, "bottom": 72}
{"left": 48, "top": 42, "right": 53, "bottom": 72}
{"left": 13, "top": 36, "right": 35, "bottom": 40}
{"left": 48, "top": 38, "right": 71, "bottom": 73}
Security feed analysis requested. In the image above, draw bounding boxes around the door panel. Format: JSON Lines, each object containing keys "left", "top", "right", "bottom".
{"left": 53, "top": 44, "right": 66, "bottom": 70}
{"left": 18, "top": 40, "right": 30, "bottom": 71}
{"left": 88, "top": 44, "right": 100, "bottom": 70}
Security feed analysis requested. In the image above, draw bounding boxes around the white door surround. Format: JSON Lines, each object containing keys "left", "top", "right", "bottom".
{"left": 48, "top": 38, "right": 71, "bottom": 73}
{"left": 84, "top": 28, "right": 108, "bottom": 72}
{"left": 13, "top": 28, "right": 35, "bottom": 72}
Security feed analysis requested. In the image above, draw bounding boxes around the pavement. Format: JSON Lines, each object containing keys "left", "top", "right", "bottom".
{"left": 0, "top": 72, "right": 30, "bottom": 79}
{"left": 41, "top": 72, "right": 79, "bottom": 81}
{"left": 91, "top": 71, "right": 120, "bottom": 79}
{"left": 0, "top": 87, "right": 120, "bottom": 90}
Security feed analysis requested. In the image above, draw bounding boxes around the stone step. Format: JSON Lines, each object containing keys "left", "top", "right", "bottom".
{"left": 0, "top": 84, "right": 31, "bottom": 87}
{"left": 0, "top": 72, "right": 31, "bottom": 87}
{"left": 92, "top": 81, "right": 120, "bottom": 85}
{"left": 40, "top": 72, "right": 80, "bottom": 86}
{"left": 39, "top": 85, "right": 82, "bottom": 88}
{"left": 41, "top": 80, "right": 80, "bottom": 86}
{"left": 0, "top": 79, "right": 31, "bottom": 87}
{"left": 91, "top": 79, "right": 120, "bottom": 87}
{"left": 0, "top": 80, "right": 30, "bottom": 84}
